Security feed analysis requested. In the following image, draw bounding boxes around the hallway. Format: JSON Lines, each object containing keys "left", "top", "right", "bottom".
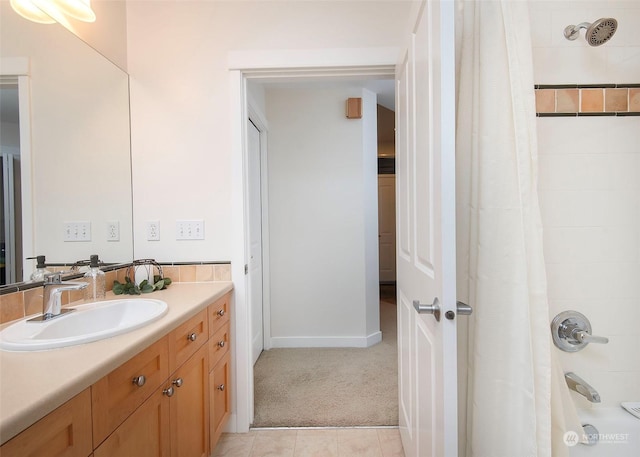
{"left": 252, "top": 286, "right": 398, "bottom": 428}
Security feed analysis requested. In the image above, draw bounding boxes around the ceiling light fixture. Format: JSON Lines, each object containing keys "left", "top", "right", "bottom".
{"left": 10, "top": 0, "right": 96, "bottom": 24}
{"left": 54, "top": 0, "right": 96, "bottom": 22}
{"left": 9, "top": 0, "right": 55, "bottom": 24}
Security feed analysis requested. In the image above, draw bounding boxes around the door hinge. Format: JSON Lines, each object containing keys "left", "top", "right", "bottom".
{"left": 244, "top": 264, "right": 248, "bottom": 275}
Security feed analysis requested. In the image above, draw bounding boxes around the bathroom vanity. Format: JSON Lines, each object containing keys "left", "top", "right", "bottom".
{"left": 0, "top": 282, "right": 233, "bottom": 457}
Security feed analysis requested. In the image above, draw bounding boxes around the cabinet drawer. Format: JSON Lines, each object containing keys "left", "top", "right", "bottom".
{"left": 210, "top": 351, "right": 231, "bottom": 447}
{"left": 208, "top": 321, "right": 230, "bottom": 371}
{"left": 208, "top": 292, "right": 231, "bottom": 337}
{"left": 92, "top": 337, "right": 169, "bottom": 447}
{"left": 169, "top": 308, "right": 208, "bottom": 372}
{"left": 1, "top": 388, "right": 92, "bottom": 457}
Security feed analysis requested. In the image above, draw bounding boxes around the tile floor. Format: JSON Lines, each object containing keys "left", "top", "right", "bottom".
{"left": 213, "top": 427, "right": 405, "bottom": 457}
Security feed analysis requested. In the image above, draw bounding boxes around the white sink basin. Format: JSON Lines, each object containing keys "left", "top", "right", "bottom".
{"left": 0, "top": 298, "right": 168, "bottom": 351}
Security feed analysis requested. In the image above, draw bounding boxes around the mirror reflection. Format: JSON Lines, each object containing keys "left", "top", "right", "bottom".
{"left": 0, "top": 4, "right": 133, "bottom": 286}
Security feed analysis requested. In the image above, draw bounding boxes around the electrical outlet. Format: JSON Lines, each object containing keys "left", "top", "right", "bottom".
{"left": 176, "top": 220, "right": 204, "bottom": 240}
{"left": 107, "top": 221, "right": 120, "bottom": 241}
{"left": 63, "top": 221, "right": 91, "bottom": 242}
{"left": 147, "top": 221, "right": 160, "bottom": 241}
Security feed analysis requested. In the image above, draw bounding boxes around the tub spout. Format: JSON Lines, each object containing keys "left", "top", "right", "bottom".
{"left": 565, "top": 372, "right": 601, "bottom": 403}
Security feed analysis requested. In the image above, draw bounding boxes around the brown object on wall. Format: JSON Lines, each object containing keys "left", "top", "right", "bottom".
{"left": 346, "top": 98, "right": 362, "bottom": 119}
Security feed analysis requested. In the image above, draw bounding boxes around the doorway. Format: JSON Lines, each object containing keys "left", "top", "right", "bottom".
{"left": 229, "top": 50, "right": 398, "bottom": 432}
{"left": 245, "top": 78, "right": 398, "bottom": 428}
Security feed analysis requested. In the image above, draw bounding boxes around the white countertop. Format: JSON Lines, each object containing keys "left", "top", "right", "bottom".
{"left": 0, "top": 281, "right": 233, "bottom": 445}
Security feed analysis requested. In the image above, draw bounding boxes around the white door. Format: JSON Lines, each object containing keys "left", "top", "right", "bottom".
{"left": 247, "top": 119, "right": 264, "bottom": 366}
{"left": 378, "top": 174, "right": 396, "bottom": 283}
{"left": 396, "top": 1, "right": 458, "bottom": 456}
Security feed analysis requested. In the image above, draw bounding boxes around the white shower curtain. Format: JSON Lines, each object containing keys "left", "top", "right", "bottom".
{"left": 456, "top": 1, "right": 582, "bottom": 456}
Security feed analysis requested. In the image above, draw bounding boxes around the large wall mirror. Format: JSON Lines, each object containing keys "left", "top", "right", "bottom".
{"left": 0, "top": 3, "right": 133, "bottom": 286}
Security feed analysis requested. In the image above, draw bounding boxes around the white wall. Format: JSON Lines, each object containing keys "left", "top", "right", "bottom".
{"left": 265, "top": 85, "right": 380, "bottom": 347}
{"left": 56, "top": 0, "right": 128, "bottom": 72}
{"left": 126, "top": 0, "right": 412, "bottom": 262}
{"left": 362, "top": 89, "right": 381, "bottom": 338}
{"left": 531, "top": 0, "right": 640, "bottom": 409}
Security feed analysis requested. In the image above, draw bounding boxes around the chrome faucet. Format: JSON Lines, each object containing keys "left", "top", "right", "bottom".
{"left": 565, "top": 372, "right": 601, "bottom": 403}
{"left": 551, "top": 310, "right": 609, "bottom": 352}
{"left": 29, "top": 272, "right": 88, "bottom": 321}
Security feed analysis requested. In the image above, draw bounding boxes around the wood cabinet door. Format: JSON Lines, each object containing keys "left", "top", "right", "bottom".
{"left": 170, "top": 344, "right": 210, "bottom": 457}
{"left": 94, "top": 388, "right": 170, "bottom": 457}
{"left": 210, "top": 351, "right": 231, "bottom": 446}
{"left": 0, "top": 389, "right": 92, "bottom": 457}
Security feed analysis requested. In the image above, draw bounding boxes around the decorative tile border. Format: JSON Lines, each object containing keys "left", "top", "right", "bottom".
{"left": 535, "top": 84, "right": 640, "bottom": 117}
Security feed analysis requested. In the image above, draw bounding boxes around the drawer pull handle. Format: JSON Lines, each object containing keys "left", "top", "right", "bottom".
{"left": 172, "top": 377, "right": 183, "bottom": 388}
{"left": 187, "top": 332, "right": 197, "bottom": 342}
{"left": 218, "top": 340, "right": 225, "bottom": 348}
{"left": 217, "top": 309, "right": 225, "bottom": 317}
{"left": 163, "top": 386, "right": 175, "bottom": 397}
{"left": 132, "top": 375, "right": 146, "bottom": 387}
{"left": 217, "top": 384, "right": 225, "bottom": 391}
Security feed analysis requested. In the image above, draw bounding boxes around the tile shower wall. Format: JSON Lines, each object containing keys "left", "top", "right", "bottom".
{"left": 531, "top": 1, "right": 640, "bottom": 409}
{"left": 537, "top": 117, "right": 640, "bottom": 408}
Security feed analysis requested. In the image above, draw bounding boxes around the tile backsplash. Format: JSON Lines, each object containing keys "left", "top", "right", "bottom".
{"left": 0, "top": 262, "right": 231, "bottom": 324}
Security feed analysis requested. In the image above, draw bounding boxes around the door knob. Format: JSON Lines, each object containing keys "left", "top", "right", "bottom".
{"left": 413, "top": 297, "right": 441, "bottom": 322}
{"left": 445, "top": 301, "right": 473, "bottom": 320}
{"left": 456, "top": 301, "right": 472, "bottom": 315}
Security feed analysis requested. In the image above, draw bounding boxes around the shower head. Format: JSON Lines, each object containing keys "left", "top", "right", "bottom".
{"left": 564, "top": 18, "right": 618, "bottom": 46}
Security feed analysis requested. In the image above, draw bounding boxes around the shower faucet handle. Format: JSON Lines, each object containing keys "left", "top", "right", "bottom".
{"left": 572, "top": 329, "right": 608, "bottom": 345}
{"left": 551, "top": 310, "right": 608, "bottom": 352}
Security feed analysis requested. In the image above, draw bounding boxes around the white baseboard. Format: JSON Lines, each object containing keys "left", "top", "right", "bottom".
{"left": 269, "top": 331, "right": 382, "bottom": 349}
{"left": 365, "top": 331, "right": 383, "bottom": 347}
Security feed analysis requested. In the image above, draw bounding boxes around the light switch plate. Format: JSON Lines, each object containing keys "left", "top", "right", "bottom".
{"left": 64, "top": 221, "right": 91, "bottom": 242}
{"left": 176, "top": 220, "right": 204, "bottom": 240}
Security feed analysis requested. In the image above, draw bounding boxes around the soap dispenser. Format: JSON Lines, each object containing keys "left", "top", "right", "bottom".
{"left": 84, "top": 254, "right": 106, "bottom": 301}
{"left": 29, "top": 255, "right": 51, "bottom": 281}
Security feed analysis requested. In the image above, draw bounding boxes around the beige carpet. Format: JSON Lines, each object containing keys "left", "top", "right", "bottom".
{"left": 253, "top": 292, "right": 398, "bottom": 427}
